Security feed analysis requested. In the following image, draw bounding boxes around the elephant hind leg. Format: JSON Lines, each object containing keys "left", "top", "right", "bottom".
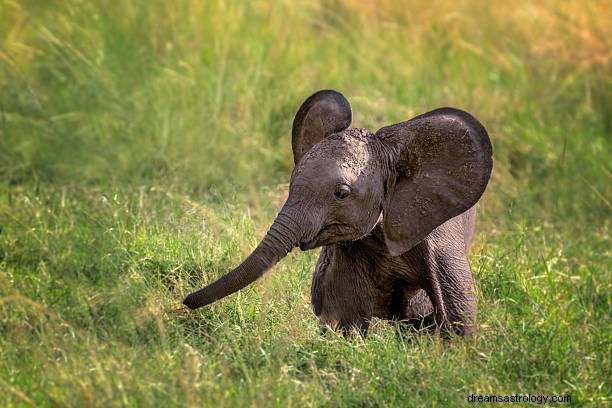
{"left": 390, "top": 288, "right": 436, "bottom": 336}
{"left": 390, "top": 288, "right": 433, "bottom": 320}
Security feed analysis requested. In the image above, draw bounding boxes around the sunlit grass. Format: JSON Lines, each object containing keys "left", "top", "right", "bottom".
{"left": 1, "top": 0, "right": 610, "bottom": 406}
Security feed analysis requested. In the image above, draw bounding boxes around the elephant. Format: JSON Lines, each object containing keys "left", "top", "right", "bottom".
{"left": 183, "top": 89, "right": 493, "bottom": 338}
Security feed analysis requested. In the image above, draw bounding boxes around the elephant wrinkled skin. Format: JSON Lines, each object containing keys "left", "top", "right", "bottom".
{"left": 183, "top": 89, "right": 493, "bottom": 338}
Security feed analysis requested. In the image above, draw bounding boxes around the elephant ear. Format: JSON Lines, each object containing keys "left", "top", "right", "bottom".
{"left": 292, "top": 89, "right": 352, "bottom": 165}
{"left": 376, "top": 108, "right": 493, "bottom": 257}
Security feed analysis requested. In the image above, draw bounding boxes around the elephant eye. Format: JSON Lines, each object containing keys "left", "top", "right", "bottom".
{"left": 334, "top": 185, "right": 351, "bottom": 200}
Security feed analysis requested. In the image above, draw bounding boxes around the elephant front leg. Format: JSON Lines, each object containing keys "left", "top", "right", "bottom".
{"left": 311, "top": 247, "right": 374, "bottom": 337}
{"left": 425, "top": 247, "right": 478, "bottom": 338}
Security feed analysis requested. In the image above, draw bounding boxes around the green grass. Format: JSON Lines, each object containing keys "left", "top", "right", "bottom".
{"left": 1, "top": 0, "right": 610, "bottom": 406}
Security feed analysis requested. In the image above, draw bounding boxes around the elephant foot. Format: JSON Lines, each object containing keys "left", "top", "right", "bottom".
{"left": 317, "top": 316, "right": 371, "bottom": 338}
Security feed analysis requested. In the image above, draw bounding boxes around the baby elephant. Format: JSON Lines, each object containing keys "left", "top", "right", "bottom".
{"left": 184, "top": 90, "right": 493, "bottom": 338}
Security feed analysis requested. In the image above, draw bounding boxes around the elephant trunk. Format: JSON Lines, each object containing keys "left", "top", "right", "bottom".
{"left": 183, "top": 209, "right": 301, "bottom": 309}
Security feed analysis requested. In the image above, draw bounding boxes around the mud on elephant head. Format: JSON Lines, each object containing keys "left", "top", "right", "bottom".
{"left": 184, "top": 90, "right": 493, "bottom": 338}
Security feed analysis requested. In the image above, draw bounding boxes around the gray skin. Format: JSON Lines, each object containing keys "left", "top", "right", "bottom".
{"left": 183, "top": 90, "right": 493, "bottom": 338}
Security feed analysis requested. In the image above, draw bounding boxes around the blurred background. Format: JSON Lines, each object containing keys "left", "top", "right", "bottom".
{"left": 2, "top": 0, "right": 609, "bottom": 224}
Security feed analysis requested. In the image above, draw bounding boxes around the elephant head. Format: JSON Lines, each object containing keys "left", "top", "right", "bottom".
{"left": 183, "top": 90, "right": 492, "bottom": 310}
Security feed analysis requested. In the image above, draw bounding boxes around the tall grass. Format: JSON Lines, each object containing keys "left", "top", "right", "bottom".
{"left": 1, "top": 0, "right": 610, "bottom": 406}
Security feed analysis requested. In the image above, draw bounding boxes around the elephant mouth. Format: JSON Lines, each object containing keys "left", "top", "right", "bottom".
{"left": 298, "top": 223, "right": 357, "bottom": 251}
{"left": 299, "top": 238, "right": 320, "bottom": 251}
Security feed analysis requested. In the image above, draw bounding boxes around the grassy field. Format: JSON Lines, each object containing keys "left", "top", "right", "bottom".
{"left": 1, "top": 0, "right": 610, "bottom": 406}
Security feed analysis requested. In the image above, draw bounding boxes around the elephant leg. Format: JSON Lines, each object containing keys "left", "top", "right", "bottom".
{"left": 389, "top": 288, "right": 433, "bottom": 320}
{"left": 389, "top": 288, "right": 436, "bottom": 336}
{"left": 311, "top": 246, "right": 374, "bottom": 337}
{"left": 424, "top": 246, "right": 478, "bottom": 338}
